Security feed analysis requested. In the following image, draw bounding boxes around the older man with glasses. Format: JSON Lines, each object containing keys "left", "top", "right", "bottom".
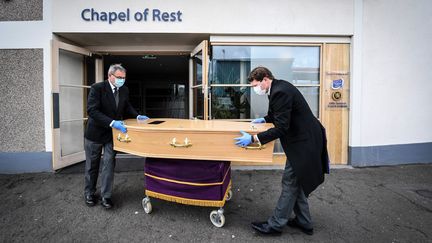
{"left": 84, "top": 64, "right": 149, "bottom": 209}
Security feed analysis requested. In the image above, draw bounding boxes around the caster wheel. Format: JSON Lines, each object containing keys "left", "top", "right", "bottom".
{"left": 142, "top": 197, "right": 152, "bottom": 214}
{"left": 210, "top": 210, "right": 225, "bottom": 227}
{"left": 226, "top": 190, "right": 233, "bottom": 201}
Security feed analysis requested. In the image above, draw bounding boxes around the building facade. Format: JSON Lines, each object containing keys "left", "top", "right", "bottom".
{"left": 0, "top": 0, "right": 431, "bottom": 173}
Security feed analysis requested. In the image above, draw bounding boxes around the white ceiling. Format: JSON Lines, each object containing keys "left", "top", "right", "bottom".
{"left": 56, "top": 33, "right": 210, "bottom": 54}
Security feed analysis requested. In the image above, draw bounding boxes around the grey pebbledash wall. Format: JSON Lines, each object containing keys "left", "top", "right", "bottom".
{"left": 0, "top": 49, "right": 50, "bottom": 173}
{"left": 0, "top": 49, "right": 45, "bottom": 152}
{"left": 0, "top": 0, "right": 43, "bottom": 21}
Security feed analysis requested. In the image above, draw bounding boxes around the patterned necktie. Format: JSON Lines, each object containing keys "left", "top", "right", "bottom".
{"left": 114, "top": 87, "right": 119, "bottom": 107}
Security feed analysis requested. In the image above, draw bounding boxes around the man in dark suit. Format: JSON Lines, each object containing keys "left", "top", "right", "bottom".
{"left": 84, "top": 64, "right": 149, "bottom": 209}
{"left": 235, "top": 66, "right": 329, "bottom": 236}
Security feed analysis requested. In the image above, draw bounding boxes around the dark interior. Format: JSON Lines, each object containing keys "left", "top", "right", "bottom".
{"left": 103, "top": 54, "right": 189, "bottom": 118}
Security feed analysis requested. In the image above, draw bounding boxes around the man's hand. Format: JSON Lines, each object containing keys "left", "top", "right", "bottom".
{"left": 137, "top": 115, "right": 149, "bottom": 120}
{"left": 112, "top": 121, "right": 127, "bottom": 133}
{"left": 234, "top": 131, "right": 253, "bottom": 147}
{"left": 251, "top": 118, "right": 266, "bottom": 124}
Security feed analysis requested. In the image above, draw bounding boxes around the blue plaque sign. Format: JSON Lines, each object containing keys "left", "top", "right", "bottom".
{"left": 331, "top": 79, "right": 344, "bottom": 90}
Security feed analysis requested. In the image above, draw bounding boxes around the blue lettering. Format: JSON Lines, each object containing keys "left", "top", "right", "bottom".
{"left": 143, "top": 8, "right": 149, "bottom": 21}
{"left": 108, "top": 12, "right": 117, "bottom": 24}
{"left": 118, "top": 12, "right": 125, "bottom": 21}
{"left": 152, "top": 9, "right": 161, "bottom": 21}
{"left": 81, "top": 9, "right": 91, "bottom": 21}
{"left": 161, "top": 12, "right": 169, "bottom": 22}
{"left": 91, "top": 8, "right": 100, "bottom": 21}
{"left": 177, "top": 11, "right": 182, "bottom": 22}
{"left": 134, "top": 11, "right": 143, "bottom": 21}
{"left": 99, "top": 12, "right": 107, "bottom": 22}
{"left": 170, "top": 12, "right": 176, "bottom": 22}
{"left": 152, "top": 9, "right": 182, "bottom": 22}
{"left": 81, "top": 8, "right": 182, "bottom": 23}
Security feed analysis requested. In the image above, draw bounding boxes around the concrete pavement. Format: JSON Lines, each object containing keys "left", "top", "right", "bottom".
{"left": 1, "top": 163, "right": 431, "bottom": 242}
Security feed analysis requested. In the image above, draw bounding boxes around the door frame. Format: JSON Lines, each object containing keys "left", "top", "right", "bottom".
{"left": 207, "top": 41, "right": 350, "bottom": 165}
{"left": 51, "top": 39, "right": 92, "bottom": 170}
{"left": 189, "top": 40, "right": 210, "bottom": 120}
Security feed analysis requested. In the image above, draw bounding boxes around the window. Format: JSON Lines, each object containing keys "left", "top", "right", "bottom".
{"left": 210, "top": 45, "right": 321, "bottom": 119}
{"left": 210, "top": 45, "right": 321, "bottom": 153}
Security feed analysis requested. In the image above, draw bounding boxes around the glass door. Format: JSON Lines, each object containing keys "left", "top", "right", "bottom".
{"left": 52, "top": 40, "right": 95, "bottom": 170}
{"left": 189, "top": 40, "right": 209, "bottom": 120}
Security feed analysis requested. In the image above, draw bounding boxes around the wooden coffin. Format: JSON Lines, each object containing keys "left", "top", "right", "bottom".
{"left": 113, "top": 119, "right": 275, "bottom": 163}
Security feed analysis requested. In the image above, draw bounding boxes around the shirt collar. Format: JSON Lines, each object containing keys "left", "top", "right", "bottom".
{"left": 267, "top": 80, "right": 272, "bottom": 95}
{"left": 108, "top": 80, "right": 116, "bottom": 92}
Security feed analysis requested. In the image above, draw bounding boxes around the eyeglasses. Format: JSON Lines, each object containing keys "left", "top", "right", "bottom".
{"left": 111, "top": 74, "right": 126, "bottom": 79}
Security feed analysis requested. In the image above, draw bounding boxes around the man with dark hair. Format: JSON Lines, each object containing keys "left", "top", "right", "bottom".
{"left": 84, "top": 64, "right": 149, "bottom": 209}
{"left": 235, "top": 66, "right": 329, "bottom": 236}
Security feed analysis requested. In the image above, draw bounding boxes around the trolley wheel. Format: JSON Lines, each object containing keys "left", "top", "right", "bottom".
{"left": 226, "top": 189, "right": 233, "bottom": 201}
{"left": 210, "top": 210, "right": 225, "bottom": 227}
{"left": 142, "top": 197, "right": 152, "bottom": 214}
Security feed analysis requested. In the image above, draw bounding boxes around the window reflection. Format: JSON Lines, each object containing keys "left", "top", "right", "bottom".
{"left": 193, "top": 87, "right": 204, "bottom": 119}
{"left": 298, "top": 87, "right": 320, "bottom": 116}
{"left": 210, "top": 45, "right": 320, "bottom": 117}
{"left": 210, "top": 45, "right": 321, "bottom": 153}
{"left": 211, "top": 87, "right": 250, "bottom": 119}
{"left": 194, "top": 53, "right": 203, "bottom": 86}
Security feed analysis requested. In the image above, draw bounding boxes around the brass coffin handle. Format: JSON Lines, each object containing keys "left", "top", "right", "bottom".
{"left": 170, "top": 138, "right": 192, "bottom": 148}
{"left": 117, "top": 133, "right": 131, "bottom": 143}
{"left": 244, "top": 143, "right": 266, "bottom": 150}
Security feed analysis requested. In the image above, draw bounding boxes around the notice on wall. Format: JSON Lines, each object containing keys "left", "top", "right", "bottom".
{"left": 326, "top": 77, "right": 349, "bottom": 110}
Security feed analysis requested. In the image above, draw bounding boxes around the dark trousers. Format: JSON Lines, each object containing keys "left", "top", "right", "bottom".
{"left": 267, "top": 159, "right": 312, "bottom": 231}
{"left": 84, "top": 138, "right": 116, "bottom": 198}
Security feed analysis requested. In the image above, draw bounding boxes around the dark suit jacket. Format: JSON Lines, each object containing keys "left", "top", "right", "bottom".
{"left": 257, "top": 79, "right": 330, "bottom": 196}
{"left": 85, "top": 81, "right": 138, "bottom": 143}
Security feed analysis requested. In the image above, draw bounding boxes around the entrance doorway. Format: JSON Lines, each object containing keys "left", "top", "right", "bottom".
{"left": 52, "top": 35, "right": 349, "bottom": 170}
{"left": 103, "top": 54, "right": 189, "bottom": 118}
{"left": 52, "top": 37, "right": 207, "bottom": 170}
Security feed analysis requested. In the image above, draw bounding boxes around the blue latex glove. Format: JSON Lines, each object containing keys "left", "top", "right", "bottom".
{"left": 234, "top": 131, "right": 252, "bottom": 147}
{"left": 137, "top": 115, "right": 149, "bottom": 120}
{"left": 112, "top": 121, "right": 127, "bottom": 133}
{"left": 251, "top": 117, "right": 266, "bottom": 124}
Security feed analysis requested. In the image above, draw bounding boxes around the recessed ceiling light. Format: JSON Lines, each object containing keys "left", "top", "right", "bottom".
{"left": 142, "top": 55, "right": 157, "bottom": 60}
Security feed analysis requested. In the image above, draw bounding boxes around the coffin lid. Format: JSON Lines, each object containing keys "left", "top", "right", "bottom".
{"left": 124, "top": 118, "right": 273, "bottom": 133}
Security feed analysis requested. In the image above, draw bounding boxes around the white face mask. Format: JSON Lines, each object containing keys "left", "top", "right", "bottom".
{"left": 253, "top": 83, "right": 267, "bottom": 96}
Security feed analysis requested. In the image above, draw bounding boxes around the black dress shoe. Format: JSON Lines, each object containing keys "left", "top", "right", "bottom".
{"left": 101, "top": 198, "right": 113, "bottom": 209}
{"left": 85, "top": 195, "right": 96, "bottom": 207}
{"left": 251, "top": 221, "right": 282, "bottom": 236}
{"left": 287, "top": 218, "right": 314, "bottom": 235}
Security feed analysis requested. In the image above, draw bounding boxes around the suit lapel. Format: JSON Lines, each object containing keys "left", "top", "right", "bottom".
{"left": 267, "top": 79, "right": 279, "bottom": 118}
{"left": 269, "top": 79, "right": 278, "bottom": 100}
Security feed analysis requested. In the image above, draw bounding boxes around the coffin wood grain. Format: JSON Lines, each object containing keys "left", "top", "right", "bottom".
{"left": 113, "top": 119, "right": 275, "bottom": 163}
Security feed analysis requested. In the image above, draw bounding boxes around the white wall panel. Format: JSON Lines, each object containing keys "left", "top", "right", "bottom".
{"left": 52, "top": 0, "right": 354, "bottom": 35}
{"left": 360, "top": 0, "right": 432, "bottom": 146}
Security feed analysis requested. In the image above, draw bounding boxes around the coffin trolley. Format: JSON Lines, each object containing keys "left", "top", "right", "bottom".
{"left": 113, "top": 119, "right": 274, "bottom": 227}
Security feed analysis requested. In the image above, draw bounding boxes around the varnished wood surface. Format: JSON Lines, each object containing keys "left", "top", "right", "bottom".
{"left": 114, "top": 119, "right": 276, "bottom": 163}
{"left": 232, "top": 154, "right": 287, "bottom": 166}
{"left": 321, "top": 44, "right": 350, "bottom": 164}
{"left": 124, "top": 118, "right": 274, "bottom": 133}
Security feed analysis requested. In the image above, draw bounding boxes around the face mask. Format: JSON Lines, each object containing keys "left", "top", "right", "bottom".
{"left": 114, "top": 78, "right": 125, "bottom": 88}
{"left": 253, "top": 83, "right": 266, "bottom": 96}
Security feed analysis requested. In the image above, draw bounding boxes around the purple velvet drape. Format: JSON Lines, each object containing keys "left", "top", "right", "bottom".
{"left": 145, "top": 158, "right": 231, "bottom": 201}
